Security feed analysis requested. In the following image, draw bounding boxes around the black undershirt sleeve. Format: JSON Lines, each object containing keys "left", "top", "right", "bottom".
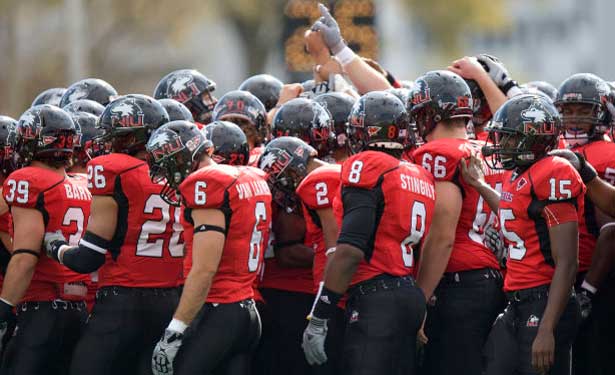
{"left": 336, "top": 186, "right": 380, "bottom": 259}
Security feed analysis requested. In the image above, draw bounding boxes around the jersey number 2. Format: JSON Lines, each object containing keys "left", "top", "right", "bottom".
{"left": 137, "top": 195, "right": 184, "bottom": 258}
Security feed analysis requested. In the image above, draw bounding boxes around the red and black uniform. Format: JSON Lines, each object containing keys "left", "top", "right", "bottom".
{"left": 1, "top": 167, "right": 91, "bottom": 374}
{"left": 249, "top": 146, "right": 264, "bottom": 167}
{"left": 336, "top": 151, "right": 435, "bottom": 375}
{"left": 413, "top": 138, "right": 505, "bottom": 375}
{"left": 173, "top": 164, "right": 269, "bottom": 374}
{"left": 70, "top": 153, "right": 183, "bottom": 375}
{"left": 484, "top": 156, "right": 583, "bottom": 375}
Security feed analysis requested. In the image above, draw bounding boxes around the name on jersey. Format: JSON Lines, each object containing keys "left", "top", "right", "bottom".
{"left": 501, "top": 191, "right": 513, "bottom": 202}
{"left": 400, "top": 174, "right": 435, "bottom": 199}
{"left": 236, "top": 180, "right": 270, "bottom": 200}
{"left": 64, "top": 183, "right": 92, "bottom": 201}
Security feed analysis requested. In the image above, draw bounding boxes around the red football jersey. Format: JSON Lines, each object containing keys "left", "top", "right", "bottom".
{"left": 296, "top": 164, "right": 341, "bottom": 289}
{"left": 339, "top": 151, "right": 436, "bottom": 286}
{"left": 249, "top": 146, "right": 264, "bottom": 167}
{"left": 412, "top": 139, "right": 500, "bottom": 272}
{"left": 179, "top": 164, "right": 271, "bottom": 303}
{"left": 571, "top": 140, "right": 615, "bottom": 271}
{"left": 87, "top": 154, "right": 184, "bottom": 288}
{"left": 500, "top": 156, "right": 585, "bottom": 291}
{"left": 3, "top": 167, "right": 91, "bottom": 302}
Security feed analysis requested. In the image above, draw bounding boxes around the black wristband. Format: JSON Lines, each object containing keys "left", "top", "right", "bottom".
{"left": 501, "top": 80, "right": 518, "bottom": 95}
{"left": 47, "top": 241, "right": 68, "bottom": 263}
{"left": 576, "top": 152, "right": 598, "bottom": 183}
{"left": 313, "top": 287, "right": 343, "bottom": 320}
{"left": 0, "top": 299, "right": 13, "bottom": 322}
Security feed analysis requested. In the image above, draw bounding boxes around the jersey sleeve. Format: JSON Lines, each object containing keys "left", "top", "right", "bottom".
{"left": 179, "top": 168, "right": 235, "bottom": 209}
{"left": 412, "top": 141, "right": 466, "bottom": 182}
{"left": 86, "top": 156, "right": 122, "bottom": 196}
{"left": 340, "top": 152, "right": 398, "bottom": 189}
{"left": 3, "top": 169, "right": 48, "bottom": 209}
{"left": 296, "top": 169, "right": 340, "bottom": 210}
{"left": 532, "top": 156, "right": 585, "bottom": 203}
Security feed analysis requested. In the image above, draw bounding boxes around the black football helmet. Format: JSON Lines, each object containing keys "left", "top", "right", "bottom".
{"left": 524, "top": 81, "right": 558, "bottom": 101}
{"left": 63, "top": 99, "right": 105, "bottom": 117}
{"left": 32, "top": 88, "right": 66, "bottom": 107}
{"left": 153, "top": 69, "right": 217, "bottom": 124}
{"left": 272, "top": 98, "right": 335, "bottom": 157}
{"left": 70, "top": 112, "right": 102, "bottom": 167}
{"left": 386, "top": 88, "right": 411, "bottom": 107}
{"left": 347, "top": 91, "right": 412, "bottom": 157}
{"left": 212, "top": 90, "right": 268, "bottom": 144}
{"left": 554, "top": 73, "right": 614, "bottom": 146}
{"left": 259, "top": 136, "right": 317, "bottom": 211}
{"left": 96, "top": 94, "right": 170, "bottom": 156}
{"left": 314, "top": 92, "right": 356, "bottom": 149}
{"left": 158, "top": 99, "right": 194, "bottom": 122}
{"left": 146, "top": 121, "right": 212, "bottom": 205}
{"left": 238, "top": 74, "right": 284, "bottom": 112}
{"left": 483, "top": 94, "right": 561, "bottom": 170}
{"left": 60, "top": 78, "right": 118, "bottom": 107}
{"left": 465, "top": 79, "right": 492, "bottom": 127}
{"left": 202, "top": 121, "right": 249, "bottom": 166}
{"left": 0, "top": 116, "right": 18, "bottom": 176}
{"left": 15, "top": 105, "right": 78, "bottom": 168}
{"left": 410, "top": 70, "right": 473, "bottom": 138}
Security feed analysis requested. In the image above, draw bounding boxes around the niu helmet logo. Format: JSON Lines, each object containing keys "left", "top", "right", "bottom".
{"left": 412, "top": 79, "right": 431, "bottom": 105}
{"left": 110, "top": 102, "right": 145, "bottom": 128}
{"left": 19, "top": 112, "right": 40, "bottom": 140}
{"left": 148, "top": 131, "right": 183, "bottom": 161}
{"left": 521, "top": 103, "right": 555, "bottom": 135}
{"left": 166, "top": 73, "right": 200, "bottom": 102}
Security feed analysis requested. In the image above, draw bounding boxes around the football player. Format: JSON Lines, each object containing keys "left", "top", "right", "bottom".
{"left": 554, "top": 73, "right": 615, "bottom": 375}
{"left": 302, "top": 91, "right": 435, "bottom": 374}
{"left": 212, "top": 90, "right": 268, "bottom": 166}
{"left": 0, "top": 105, "right": 90, "bottom": 375}
{"left": 146, "top": 121, "right": 268, "bottom": 375}
{"left": 158, "top": 99, "right": 194, "bottom": 122}
{"left": 59, "top": 78, "right": 118, "bottom": 107}
{"left": 239, "top": 74, "right": 284, "bottom": 112}
{"left": 260, "top": 137, "right": 343, "bottom": 374}
{"left": 44, "top": 94, "right": 183, "bottom": 375}
{"left": 202, "top": 121, "right": 249, "bottom": 166}
{"left": 31, "top": 87, "right": 66, "bottom": 107}
{"left": 271, "top": 98, "right": 335, "bottom": 159}
{"left": 68, "top": 111, "right": 101, "bottom": 174}
{"left": 410, "top": 70, "right": 505, "bottom": 375}
{"left": 464, "top": 94, "right": 582, "bottom": 375}
{"left": 154, "top": 69, "right": 217, "bottom": 125}
{"left": 314, "top": 92, "right": 355, "bottom": 163}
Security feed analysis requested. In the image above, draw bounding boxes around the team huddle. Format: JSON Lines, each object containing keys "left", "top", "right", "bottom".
{"left": 0, "top": 4, "right": 614, "bottom": 375}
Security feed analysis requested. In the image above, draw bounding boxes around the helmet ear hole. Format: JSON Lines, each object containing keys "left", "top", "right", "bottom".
{"left": 434, "top": 114, "right": 442, "bottom": 123}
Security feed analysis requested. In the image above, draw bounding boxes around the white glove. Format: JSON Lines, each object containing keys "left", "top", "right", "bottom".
{"left": 43, "top": 230, "right": 67, "bottom": 261}
{"left": 302, "top": 316, "right": 329, "bottom": 365}
{"left": 485, "top": 224, "right": 506, "bottom": 266}
{"left": 311, "top": 4, "right": 345, "bottom": 54}
{"left": 476, "top": 54, "right": 519, "bottom": 97}
{"left": 152, "top": 329, "right": 184, "bottom": 375}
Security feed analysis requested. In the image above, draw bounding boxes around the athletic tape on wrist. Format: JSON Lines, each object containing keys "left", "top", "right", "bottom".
{"left": 334, "top": 46, "right": 356, "bottom": 66}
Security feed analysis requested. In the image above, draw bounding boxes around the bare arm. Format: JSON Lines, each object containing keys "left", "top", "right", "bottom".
{"left": 316, "top": 207, "right": 339, "bottom": 250}
{"left": 586, "top": 177, "right": 615, "bottom": 217}
{"left": 448, "top": 56, "right": 507, "bottom": 115}
{"left": 0, "top": 207, "right": 44, "bottom": 304}
{"left": 323, "top": 243, "right": 362, "bottom": 294}
{"left": 173, "top": 208, "right": 225, "bottom": 325}
{"left": 417, "top": 181, "right": 463, "bottom": 300}
{"left": 460, "top": 154, "right": 501, "bottom": 212}
{"left": 83, "top": 196, "right": 118, "bottom": 240}
{"left": 272, "top": 209, "right": 313, "bottom": 268}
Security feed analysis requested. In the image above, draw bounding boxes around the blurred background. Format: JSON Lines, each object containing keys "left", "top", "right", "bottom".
{"left": 1, "top": 0, "right": 613, "bottom": 117}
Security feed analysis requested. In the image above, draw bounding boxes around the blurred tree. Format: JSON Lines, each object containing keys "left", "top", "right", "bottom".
{"left": 404, "top": 0, "right": 509, "bottom": 57}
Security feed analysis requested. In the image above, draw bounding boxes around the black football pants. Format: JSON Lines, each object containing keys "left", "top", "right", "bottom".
{"left": 587, "top": 274, "right": 615, "bottom": 375}
{"left": 342, "top": 275, "right": 425, "bottom": 375}
{"left": 423, "top": 268, "right": 505, "bottom": 375}
{"left": 484, "top": 287, "right": 580, "bottom": 375}
{"left": 69, "top": 286, "right": 180, "bottom": 375}
{"left": 174, "top": 298, "right": 261, "bottom": 375}
{"left": 1, "top": 300, "right": 87, "bottom": 375}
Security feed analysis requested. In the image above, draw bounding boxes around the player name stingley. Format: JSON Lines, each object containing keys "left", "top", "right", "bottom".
{"left": 236, "top": 180, "right": 270, "bottom": 200}
{"left": 64, "top": 183, "right": 92, "bottom": 201}
{"left": 400, "top": 174, "right": 435, "bottom": 199}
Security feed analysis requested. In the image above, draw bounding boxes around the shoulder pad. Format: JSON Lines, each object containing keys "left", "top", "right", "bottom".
{"left": 86, "top": 154, "right": 146, "bottom": 195}
{"left": 530, "top": 156, "right": 585, "bottom": 202}
{"left": 179, "top": 164, "right": 239, "bottom": 209}
{"left": 412, "top": 139, "right": 473, "bottom": 182}
{"left": 296, "top": 164, "right": 341, "bottom": 209}
{"left": 3, "top": 167, "right": 64, "bottom": 208}
{"left": 340, "top": 151, "right": 398, "bottom": 189}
